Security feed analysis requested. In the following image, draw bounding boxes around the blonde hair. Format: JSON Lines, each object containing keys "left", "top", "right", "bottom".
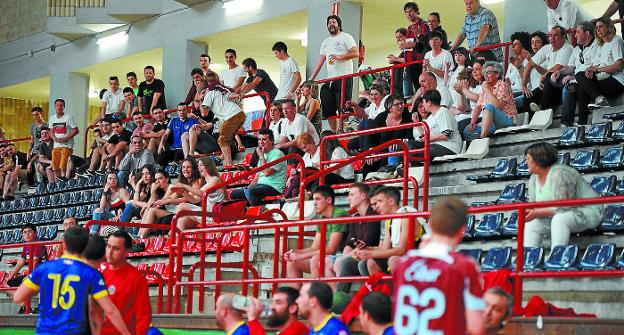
{"left": 595, "top": 17, "right": 616, "bottom": 46}
{"left": 296, "top": 132, "right": 315, "bottom": 147}
{"left": 302, "top": 80, "right": 319, "bottom": 99}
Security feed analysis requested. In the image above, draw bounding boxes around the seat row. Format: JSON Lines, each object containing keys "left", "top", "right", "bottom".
{"left": 0, "top": 189, "right": 102, "bottom": 215}
{"left": 0, "top": 204, "right": 97, "bottom": 230}
{"left": 557, "top": 121, "right": 623, "bottom": 148}
{"left": 0, "top": 225, "right": 59, "bottom": 245}
{"left": 32, "top": 175, "right": 106, "bottom": 196}
{"left": 460, "top": 243, "right": 624, "bottom": 272}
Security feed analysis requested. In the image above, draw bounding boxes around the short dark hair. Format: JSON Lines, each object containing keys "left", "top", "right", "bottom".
{"left": 308, "top": 282, "right": 333, "bottom": 310}
{"left": 276, "top": 286, "right": 300, "bottom": 308}
{"left": 281, "top": 99, "right": 296, "bottom": 109}
{"left": 109, "top": 76, "right": 119, "bottom": 82}
{"left": 191, "top": 67, "right": 204, "bottom": 77}
{"left": 54, "top": 98, "right": 65, "bottom": 106}
{"left": 272, "top": 41, "right": 288, "bottom": 53}
{"left": 531, "top": 31, "right": 549, "bottom": 46}
{"left": 126, "top": 71, "right": 137, "bottom": 78}
{"left": 350, "top": 182, "right": 370, "bottom": 196}
{"left": 110, "top": 119, "right": 123, "bottom": 126}
{"left": 428, "top": 29, "right": 444, "bottom": 41}
{"left": 422, "top": 90, "right": 442, "bottom": 105}
{"left": 396, "top": 27, "right": 408, "bottom": 36}
{"left": 326, "top": 15, "right": 342, "bottom": 31}
{"left": 524, "top": 142, "right": 558, "bottom": 168}
{"left": 144, "top": 65, "right": 155, "bottom": 71}
{"left": 41, "top": 126, "right": 50, "bottom": 131}
{"left": 578, "top": 21, "right": 595, "bottom": 36}
{"left": 64, "top": 226, "right": 90, "bottom": 254}
{"left": 552, "top": 25, "right": 567, "bottom": 39}
{"left": 83, "top": 235, "right": 106, "bottom": 261}
{"left": 258, "top": 128, "right": 274, "bottom": 143}
{"left": 225, "top": 48, "right": 237, "bottom": 57}
{"left": 372, "top": 186, "right": 401, "bottom": 205}
{"left": 31, "top": 106, "right": 43, "bottom": 113}
{"left": 403, "top": 2, "right": 419, "bottom": 12}
{"left": 312, "top": 185, "right": 335, "bottom": 204}
{"left": 177, "top": 102, "right": 188, "bottom": 108}
{"left": 200, "top": 53, "right": 211, "bottom": 62}
{"left": 122, "top": 87, "right": 134, "bottom": 94}
{"left": 110, "top": 230, "right": 132, "bottom": 249}
{"left": 22, "top": 223, "right": 37, "bottom": 234}
{"left": 368, "top": 84, "right": 385, "bottom": 96}
{"left": 156, "top": 168, "right": 170, "bottom": 179}
{"left": 429, "top": 12, "right": 441, "bottom": 21}
{"left": 430, "top": 196, "right": 468, "bottom": 236}
{"left": 384, "top": 93, "right": 404, "bottom": 111}
{"left": 242, "top": 58, "right": 257, "bottom": 70}
{"left": 510, "top": 31, "right": 532, "bottom": 53}
{"left": 361, "top": 292, "right": 392, "bottom": 324}
{"left": 99, "top": 89, "right": 108, "bottom": 100}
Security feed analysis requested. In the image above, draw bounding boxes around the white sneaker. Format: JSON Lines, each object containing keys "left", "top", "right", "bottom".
{"left": 596, "top": 72, "right": 611, "bottom": 81}
{"left": 588, "top": 96, "right": 610, "bottom": 109}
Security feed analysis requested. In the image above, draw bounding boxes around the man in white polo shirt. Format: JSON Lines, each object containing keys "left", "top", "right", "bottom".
{"left": 276, "top": 100, "right": 319, "bottom": 159}
{"left": 272, "top": 42, "right": 302, "bottom": 101}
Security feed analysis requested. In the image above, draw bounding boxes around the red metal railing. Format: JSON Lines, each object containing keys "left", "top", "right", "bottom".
{"left": 1, "top": 137, "right": 31, "bottom": 145}
{"left": 474, "top": 41, "right": 512, "bottom": 72}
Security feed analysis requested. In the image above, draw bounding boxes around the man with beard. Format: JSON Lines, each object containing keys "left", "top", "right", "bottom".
{"left": 246, "top": 287, "right": 309, "bottom": 335}
{"left": 297, "top": 282, "right": 350, "bottom": 335}
{"left": 215, "top": 293, "right": 250, "bottom": 335}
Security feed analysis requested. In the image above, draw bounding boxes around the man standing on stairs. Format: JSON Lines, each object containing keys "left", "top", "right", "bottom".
{"left": 101, "top": 230, "right": 151, "bottom": 335}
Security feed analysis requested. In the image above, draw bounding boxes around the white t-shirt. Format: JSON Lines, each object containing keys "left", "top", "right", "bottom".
{"left": 49, "top": 112, "right": 78, "bottom": 149}
{"left": 275, "top": 57, "right": 300, "bottom": 100}
{"left": 269, "top": 118, "right": 287, "bottom": 140}
{"left": 425, "top": 106, "right": 462, "bottom": 154}
{"left": 567, "top": 41, "right": 599, "bottom": 73}
{"left": 436, "top": 84, "right": 453, "bottom": 108}
{"left": 102, "top": 89, "right": 125, "bottom": 116}
{"left": 330, "top": 146, "right": 354, "bottom": 180}
{"left": 547, "top": 0, "right": 579, "bottom": 30}
{"left": 595, "top": 36, "right": 624, "bottom": 85}
{"left": 220, "top": 65, "right": 246, "bottom": 88}
{"left": 505, "top": 63, "right": 524, "bottom": 93}
{"left": 303, "top": 148, "right": 320, "bottom": 168}
{"left": 320, "top": 32, "right": 357, "bottom": 77}
{"left": 282, "top": 113, "right": 320, "bottom": 144}
{"left": 532, "top": 43, "right": 574, "bottom": 72}
{"left": 365, "top": 95, "right": 388, "bottom": 120}
{"left": 201, "top": 90, "right": 242, "bottom": 121}
{"left": 424, "top": 49, "right": 454, "bottom": 86}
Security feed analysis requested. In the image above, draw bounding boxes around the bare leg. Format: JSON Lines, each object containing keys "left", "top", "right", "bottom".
{"left": 221, "top": 146, "right": 232, "bottom": 166}
{"left": 148, "top": 138, "right": 159, "bottom": 155}
{"left": 366, "top": 259, "right": 382, "bottom": 275}
{"left": 286, "top": 259, "right": 311, "bottom": 289}
{"left": 480, "top": 109, "right": 493, "bottom": 138}
{"left": 188, "top": 130, "right": 199, "bottom": 156}
{"left": 181, "top": 133, "right": 190, "bottom": 158}
{"left": 89, "top": 148, "right": 103, "bottom": 171}
{"left": 176, "top": 203, "right": 198, "bottom": 231}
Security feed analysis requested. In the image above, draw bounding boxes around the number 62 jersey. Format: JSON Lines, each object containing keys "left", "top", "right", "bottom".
{"left": 392, "top": 243, "right": 485, "bottom": 335}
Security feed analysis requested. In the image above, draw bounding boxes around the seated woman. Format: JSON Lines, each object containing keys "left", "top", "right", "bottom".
{"left": 175, "top": 157, "right": 226, "bottom": 231}
{"left": 523, "top": 142, "right": 603, "bottom": 248}
{"left": 463, "top": 61, "right": 518, "bottom": 140}
{"left": 138, "top": 158, "right": 204, "bottom": 238}
{"left": 411, "top": 90, "right": 462, "bottom": 160}
{"left": 296, "top": 80, "right": 323, "bottom": 136}
{"left": 346, "top": 84, "right": 388, "bottom": 154}
{"left": 91, "top": 171, "right": 131, "bottom": 235}
{"left": 321, "top": 131, "right": 355, "bottom": 185}
{"left": 119, "top": 164, "right": 156, "bottom": 235}
{"left": 576, "top": 17, "right": 624, "bottom": 120}
{"left": 136, "top": 169, "right": 170, "bottom": 238}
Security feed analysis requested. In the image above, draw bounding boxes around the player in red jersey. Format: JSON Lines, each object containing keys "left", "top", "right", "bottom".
{"left": 393, "top": 196, "right": 485, "bottom": 335}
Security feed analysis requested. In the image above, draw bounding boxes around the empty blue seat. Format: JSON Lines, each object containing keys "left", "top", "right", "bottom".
{"left": 490, "top": 158, "right": 518, "bottom": 180}
{"left": 59, "top": 193, "right": 70, "bottom": 206}
{"left": 580, "top": 243, "right": 616, "bottom": 270}
{"left": 12, "top": 199, "right": 22, "bottom": 211}
{"left": 601, "top": 204, "right": 624, "bottom": 232}
{"left": 7, "top": 200, "right": 16, "bottom": 212}
{"left": 545, "top": 245, "right": 579, "bottom": 271}
{"left": 53, "top": 208, "right": 65, "bottom": 222}
{"left": 570, "top": 149, "right": 601, "bottom": 171}
{"left": 46, "top": 182, "right": 56, "bottom": 194}
{"left": 557, "top": 152, "right": 571, "bottom": 166}
{"left": 70, "top": 191, "right": 82, "bottom": 205}
{"left": 36, "top": 226, "right": 46, "bottom": 240}
{"left": 600, "top": 147, "right": 624, "bottom": 170}
{"left": 45, "top": 225, "right": 59, "bottom": 240}
{"left": 92, "top": 189, "right": 104, "bottom": 202}
{"left": 50, "top": 194, "right": 61, "bottom": 207}
{"left": 0, "top": 201, "right": 9, "bottom": 212}
{"left": 459, "top": 249, "right": 482, "bottom": 262}
{"left": 585, "top": 122, "right": 613, "bottom": 143}
{"left": 66, "top": 178, "right": 77, "bottom": 190}
{"left": 82, "top": 190, "right": 93, "bottom": 204}
{"left": 22, "top": 212, "right": 33, "bottom": 224}
{"left": 12, "top": 229, "right": 22, "bottom": 242}
{"left": 502, "top": 212, "right": 519, "bottom": 236}
{"left": 28, "top": 196, "right": 38, "bottom": 209}
{"left": 557, "top": 126, "right": 585, "bottom": 148}
{"left": 618, "top": 249, "right": 624, "bottom": 269}
{"left": 473, "top": 213, "right": 504, "bottom": 237}
{"left": 76, "top": 205, "right": 89, "bottom": 220}
{"left": 497, "top": 183, "right": 526, "bottom": 204}
{"left": 517, "top": 157, "right": 529, "bottom": 177}
{"left": 36, "top": 182, "right": 47, "bottom": 195}
{"left": 54, "top": 180, "right": 67, "bottom": 193}
{"left": 43, "top": 209, "right": 54, "bottom": 223}
{"left": 12, "top": 213, "right": 22, "bottom": 227}
{"left": 481, "top": 247, "right": 512, "bottom": 272}
{"left": 86, "top": 204, "right": 97, "bottom": 218}
{"left": 95, "top": 175, "right": 106, "bottom": 186}
{"left": 65, "top": 207, "right": 77, "bottom": 218}
{"left": 590, "top": 175, "right": 617, "bottom": 196}
{"left": 87, "top": 175, "right": 98, "bottom": 187}
{"left": 522, "top": 246, "right": 545, "bottom": 272}
{"left": 32, "top": 211, "right": 44, "bottom": 225}
{"left": 38, "top": 195, "right": 50, "bottom": 208}
{"left": 75, "top": 176, "right": 88, "bottom": 189}
{"left": 1, "top": 215, "right": 11, "bottom": 228}
{"left": 464, "top": 215, "right": 476, "bottom": 238}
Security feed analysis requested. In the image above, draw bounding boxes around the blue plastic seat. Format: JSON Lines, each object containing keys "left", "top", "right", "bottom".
{"left": 50, "top": 193, "right": 60, "bottom": 207}
{"left": 570, "top": 149, "right": 601, "bottom": 172}
{"left": 38, "top": 195, "right": 50, "bottom": 208}
{"left": 76, "top": 205, "right": 88, "bottom": 220}
{"left": 43, "top": 209, "right": 54, "bottom": 223}
{"left": 86, "top": 204, "right": 97, "bottom": 218}
{"left": 75, "top": 176, "right": 88, "bottom": 189}
{"left": 92, "top": 189, "right": 104, "bottom": 202}
{"left": 11, "top": 213, "right": 22, "bottom": 227}
{"left": 545, "top": 245, "right": 579, "bottom": 271}
{"left": 69, "top": 191, "right": 82, "bottom": 205}
{"left": 618, "top": 250, "right": 624, "bottom": 268}
{"left": 580, "top": 243, "right": 616, "bottom": 270}
{"left": 12, "top": 199, "right": 22, "bottom": 212}
{"left": 502, "top": 212, "right": 519, "bottom": 236}
{"left": 66, "top": 178, "right": 77, "bottom": 190}
{"left": 36, "top": 182, "right": 47, "bottom": 195}
{"left": 557, "top": 126, "right": 585, "bottom": 148}
{"left": 65, "top": 207, "right": 77, "bottom": 218}
{"left": 46, "top": 182, "right": 56, "bottom": 194}
{"left": 473, "top": 213, "right": 504, "bottom": 237}
{"left": 459, "top": 249, "right": 482, "bottom": 262}
{"left": 36, "top": 226, "right": 46, "bottom": 240}
{"left": 522, "top": 246, "right": 545, "bottom": 271}
{"left": 22, "top": 212, "right": 33, "bottom": 224}
{"left": 12, "top": 229, "right": 22, "bottom": 243}
{"left": 481, "top": 247, "right": 512, "bottom": 272}
{"left": 59, "top": 193, "right": 70, "bottom": 206}
{"left": 497, "top": 183, "right": 526, "bottom": 204}
{"left": 590, "top": 175, "right": 617, "bottom": 196}
{"left": 45, "top": 225, "right": 59, "bottom": 240}
{"left": 557, "top": 152, "right": 571, "bottom": 166}
{"left": 0, "top": 201, "right": 9, "bottom": 212}
{"left": 600, "top": 147, "right": 624, "bottom": 170}
{"left": 1, "top": 215, "right": 11, "bottom": 228}
{"left": 82, "top": 190, "right": 93, "bottom": 204}
{"left": 28, "top": 196, "right": 38, "bottom": 209}
{"left": 516, "top": 157, "right": 529, "bottom": 177}
{"left": 95, "top": 175, "right": 106, "bottom": 187}
{"left": 585, "top": 122, "right": 613, "bottom": 143}
{"left": 601, "top": 205, "right": 624, "bottom": 232}
{"left": 490, "top": 158, "right": 518, "bottom": 180}
{"left": 87, "top": 175, "right": 98, "bottom": 187}
{"left": 53, "top": 208, "right": 65, "bottom": 222}
{"left": 7, "top": 200, "right": 16, "bottom": 212}
{"left": 464, "top": 215, "right": 476, "bottom": 238}
{"left": 32, "top": 211, "right": 44, "bottom": 225}
{"left": 54, "top": 180, "right": 67, "bottom": 193}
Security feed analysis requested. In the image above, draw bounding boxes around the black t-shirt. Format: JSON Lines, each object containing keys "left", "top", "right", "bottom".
{"left": 245, "top": 69, "right": 278, "bottom": 101}
{"left": 16, "top": 152, "right": 28, "bottom": 168}
{"left": 108, "top": 129, "right": 132, "bottom": 145}
{"left": 345, "top": 206, "right": 381, "bottom": 248}
{"left": 370, "top": 110, "right": 414, "bottom": 147}
{"left": 39, "top": 141, "right": 53, "bottom": 160}
{"left": 137, "top": 79, "right": 166, "bottom": 112}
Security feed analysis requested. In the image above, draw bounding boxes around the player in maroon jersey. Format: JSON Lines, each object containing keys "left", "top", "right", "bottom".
{"left": 392, "top": 196, "right": 485, "bottom": 335}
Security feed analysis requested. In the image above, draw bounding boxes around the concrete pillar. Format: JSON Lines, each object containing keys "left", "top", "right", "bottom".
{"left": 162, "top": 40, "right": 207, "bottom": 109}
{"left": 306, "top": 0, "right": 362, "bottom": 80}
{"left": 49, "top": 72, "right": 90, "bottom": 157}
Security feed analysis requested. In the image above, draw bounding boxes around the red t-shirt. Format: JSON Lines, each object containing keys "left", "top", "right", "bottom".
{"left": 101, "top": 262, "right": 152, "bottom": 335}
{"left": 392, "top": 242, "right": 484, "bottom": 334}
{"left": 247, "top": 318, "right": 309, "bottom": 335}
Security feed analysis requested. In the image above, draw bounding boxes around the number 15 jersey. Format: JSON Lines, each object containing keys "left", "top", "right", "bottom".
{"left": 24, "top": 254, "right": 109, "bottom": 335}
{"left": 392, "top": 242, "right": 485, "bottom": 335}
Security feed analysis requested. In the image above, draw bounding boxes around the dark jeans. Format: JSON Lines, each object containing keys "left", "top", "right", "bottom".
{"left": 284, "top": 170, "right": 352, "bottom": 198}
{"left": 408, "top": 140, "right": 457, "bottom": 161}
{"left": 404, "top": 63, "right": 423, "bottom": 94}
{"left": 196, "top": 131, "right": 219, "bottom": 154}
{"left": 157, "top": 148, "right": 184, "bottom": 166}
{"left": 540, "top": 72, "right": 563, "bottom": 110}
{"left": 230, "top": 184, "right": 281, "bottom": 206}
{"left": 576, "top": 73, "right": 624, "bottom": 124}
{"left": 560, "top": 83, "right": 578, "bottom": 126}
{"left": 320, "top": 78, "right": 353, "bottom": 118}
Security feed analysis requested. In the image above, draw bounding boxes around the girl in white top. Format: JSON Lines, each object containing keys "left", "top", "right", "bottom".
{"left": 423, "top": 30, "right": 454, "bottom": 86}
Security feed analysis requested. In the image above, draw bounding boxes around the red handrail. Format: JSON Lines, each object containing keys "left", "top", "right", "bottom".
{"left": 474, "top": 41, "right": 513, "bottom": 73}
{"left": 1, "top": 137, "right": 31, "bottom": 144}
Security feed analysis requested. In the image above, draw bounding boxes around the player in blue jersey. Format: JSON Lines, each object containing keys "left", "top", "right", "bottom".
{"left": 13, "top": 227, "right": 130, "bottom": 335}
{"left": 296, "top": 282, "right": 351, "bottom": 335}
{"left": 215, "top": 293, "right": 250, "bottom": 335}
{"left": 359, "top": 292, "right": 393, "bottom": 335}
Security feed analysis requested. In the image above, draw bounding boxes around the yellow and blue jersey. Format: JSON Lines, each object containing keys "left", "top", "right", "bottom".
{"left": 309, "top": 314, "right": 351, "bottom": 335}
{"left": 24, "top": 255, "right": 108, "bottom": 335}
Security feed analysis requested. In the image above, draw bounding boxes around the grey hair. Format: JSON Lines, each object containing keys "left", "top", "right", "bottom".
{"left": 485, "top": 287, "right": 513, "bottom": 318}
{"left": 483, "top": 61, "right": 504, "bottom": 77}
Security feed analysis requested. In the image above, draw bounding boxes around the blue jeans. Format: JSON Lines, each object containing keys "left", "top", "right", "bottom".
{"left": 230, "top": 184, "right": 281, "bottom": 206}
{"left": 120, "top": 202, "right": 140, "bottom": 235}
{"left": 463, "top": 103, "right": 515, "bottom": 140}
{"left": 117, "top": 170, "right": 128, "bottom": 188}
{"left": 91, "top": 209, "right": 115, "bottom": 234}
{"left": 403, "top": 77, "right": 414, "bottom": 98}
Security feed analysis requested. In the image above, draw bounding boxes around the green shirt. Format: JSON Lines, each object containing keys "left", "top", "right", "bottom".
{"left": 257, "top": 148, "right": 286, "bottom": 192}
{"left": 315, "top": 207, "right": 349, "bottom": 243}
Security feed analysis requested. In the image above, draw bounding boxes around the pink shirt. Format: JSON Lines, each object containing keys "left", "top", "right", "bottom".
{"left": 476, "top": 80, "right": 518, "bottom": 118}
